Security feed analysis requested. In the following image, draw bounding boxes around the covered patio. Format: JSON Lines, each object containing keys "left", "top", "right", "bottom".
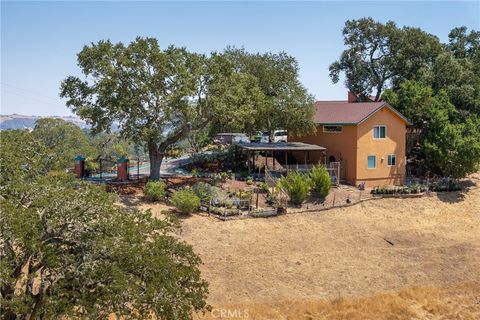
{"left": 235, "top": 142, "right": 327, "bottom": 174}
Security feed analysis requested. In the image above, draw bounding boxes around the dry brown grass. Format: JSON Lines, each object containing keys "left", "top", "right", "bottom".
{"left": 194, "top": 282, "right": 480, "bottom": 320}
{"left": 127, "top": 176, "right": 480, "bottom": 319}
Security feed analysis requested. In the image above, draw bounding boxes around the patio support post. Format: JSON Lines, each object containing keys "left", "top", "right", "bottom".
{"left": 265, "top": 151, "right": 268, "bottom": 172}
{"left": 304, "top": 151, "right": 307, "bottom": 165}
{"left": 252, "top": 151, "right": 255, "bottom": 174}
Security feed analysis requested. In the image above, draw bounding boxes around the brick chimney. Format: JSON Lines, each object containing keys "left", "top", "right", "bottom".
{"left": 348, "top": 91, "right": 358, "bottom": 103}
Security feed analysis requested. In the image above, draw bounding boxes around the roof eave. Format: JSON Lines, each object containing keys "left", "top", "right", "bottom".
{"left": 356, "top": 102, "right": 413, "bottom": 126}
{"left": 315, "top": 122, "right": 358, "bottom": 125}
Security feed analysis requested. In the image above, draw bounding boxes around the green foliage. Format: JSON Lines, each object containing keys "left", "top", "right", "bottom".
{"left": 172, "top": 188, "right": 201, "bottom": 214}
{"left": 246, "top": 177, "right": 254, "bottom": 185}
{"left": 191, "top": 182, "right": 218, "bottom": 201}
{"left": 225, "top": 200, "right": 233, "bottom": 209}
{"left": 309, "top": 165, "right": 331, "bottom": 198}
{"left": 220, "top": 171, "right": 229, "bottom": 180}
{"left": 32, "top": 118, "right": 95, "bottom": 170}
{"left": 329, "top": 18, "right": 442, "bottom": 101}
{"left": 448, "top": 26, "right": 480, "bottom": 60}
{"left": 371, "top": 180, "right": 461, "bottom": 195}
{"left": 0, "top": 134, "right": 209, "bottom": 319}
{"left": 422, "top": 116, "right": 480, "bottom": 178}
{"left": 217, "top": 48, "right": 316, "bottom": 137}
{"left": 332, "top": 20, "right": 480, "bottom": 116}
{"left": 191, "top": 168, "right": 199, "bottom": 177}
{"left": 144, "top": 180, "right": 167, "bottom": 201}
{"left": 383, "top": 81, "right": 480, "bottom": 178}
{"left": 113, "top": 143, "right": 129, "bottom": 157}
{"left": 0, "top": 130, "right": 56, "bottom": 195}
{"left": 260, "top": 182, "right": 270, "bottom": 192}
{"left": 278, "top": 171, "right": 311, "bottom": 205}
{"left": 89, "top": 132, "right": 140, "bottom": 161}
{"left": 188, "top": 127, "right": 213, "bottom": 152}
{"left": 62, "top": 38, "right": 299, "bottom": 180}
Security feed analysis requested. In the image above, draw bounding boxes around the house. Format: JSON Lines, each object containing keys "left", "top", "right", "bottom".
{"left": 290, "top": 92, "right": 411, "bottom": 187}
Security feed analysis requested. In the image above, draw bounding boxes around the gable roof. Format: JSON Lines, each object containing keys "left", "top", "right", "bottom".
{"left": 313, "top": 100, "right": 412, "bottom": 125}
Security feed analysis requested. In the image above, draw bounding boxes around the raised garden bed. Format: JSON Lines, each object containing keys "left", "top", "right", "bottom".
{"left": 249, "top": 209, "right": 279, "bottom": 218}
{"left": 371, "top": 180, "right": 461, "bottom": 195}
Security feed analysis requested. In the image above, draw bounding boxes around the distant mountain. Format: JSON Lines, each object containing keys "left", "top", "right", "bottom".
{"left": 0, "top": 114, "right": 90, "bottom": 130}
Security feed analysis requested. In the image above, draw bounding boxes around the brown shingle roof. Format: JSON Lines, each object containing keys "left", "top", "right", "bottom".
{"left": 313, "top": 100, "right": 411, "bottom": 125}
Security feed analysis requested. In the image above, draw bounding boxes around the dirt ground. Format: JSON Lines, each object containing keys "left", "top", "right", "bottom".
{"left": 131, "top": 176, "right": 480, "bottom": 318}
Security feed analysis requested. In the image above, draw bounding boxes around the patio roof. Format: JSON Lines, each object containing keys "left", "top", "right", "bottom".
{"left": 235, "top": 142, "right": 326, "bottom": 152}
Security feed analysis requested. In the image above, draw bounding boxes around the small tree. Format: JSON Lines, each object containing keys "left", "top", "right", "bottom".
{"left": 278, "top": 171, "right": 311, "bottom": 205}
{"left": 309, "top": 165, "right": 331, "bottom": 198}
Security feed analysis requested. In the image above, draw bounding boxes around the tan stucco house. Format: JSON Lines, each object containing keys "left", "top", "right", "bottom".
{"left": 290, "top": 93, "right": 411, "bottom": 187}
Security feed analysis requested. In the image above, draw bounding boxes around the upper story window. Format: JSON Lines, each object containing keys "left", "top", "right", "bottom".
{"left": 373, "top": 125, "right": 386, "bottom": 139}
{"left": 323, "top": 125, "right": 343, "bottom": 133}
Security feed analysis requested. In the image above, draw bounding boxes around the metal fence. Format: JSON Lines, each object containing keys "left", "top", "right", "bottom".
{"left": 84, "top": 157, "right": 149, "bottom": 182}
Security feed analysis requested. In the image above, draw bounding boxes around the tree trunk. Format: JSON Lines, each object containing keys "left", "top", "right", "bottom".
{"left": 148, "top": 143, "right": 165, "bottom": 180}
{"left": 149, "top": 152, "right": 164, "bottom": 180}
{"left": 375, "top": 84, "right": 383, "bottom": 101}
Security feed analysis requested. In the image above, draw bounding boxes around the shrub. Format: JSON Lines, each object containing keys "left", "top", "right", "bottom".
{"left": 191, "top": 168, "right": 198, "bottom": 177}
{"left": 309, "top": 165, "right": 331, "bottom": 198}
{"left": 278, "top": 171, "right": 311, "bottom": 205}
{"left": 192, "top": 182, "right": 217, "bottom": 201}
{"left": 260, "top": 182, "right": 269, "bottom": 193}
{"left": 239, "top": 190, "right": 252, "bottom": 200}
{"left": 144, "top": 180, "right": 167, "bottom": 201}
{"left": 172, "top": 188, "right": 200, "bottom": 214}
{"left": 220, "top": 171, "right": 229, "bottom": 180}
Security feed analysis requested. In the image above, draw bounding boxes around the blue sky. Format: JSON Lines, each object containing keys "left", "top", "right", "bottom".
{"left": 1, "top": 1, "right": 479, "bottom": 116}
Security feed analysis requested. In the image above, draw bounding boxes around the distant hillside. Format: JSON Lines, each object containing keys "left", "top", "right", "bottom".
{"left": 0, "top": 114, "right": 90, "bottom": 130}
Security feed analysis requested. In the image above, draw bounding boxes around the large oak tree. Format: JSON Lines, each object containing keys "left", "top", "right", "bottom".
{"left": 61, "top": 38, "right": 222, "bottom": 180}
{"left": 329, "top": 18, "right": 442, "bottom": 101}
{"left": 61, "top": 39, "right": 315, "bottom": 179}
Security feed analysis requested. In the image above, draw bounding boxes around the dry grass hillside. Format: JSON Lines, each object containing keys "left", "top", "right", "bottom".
{"left": 194, "top": 283, "right": 479, "bottom": 319}
{"left": 136, "top": 176, "right": 480, "bottom": 319}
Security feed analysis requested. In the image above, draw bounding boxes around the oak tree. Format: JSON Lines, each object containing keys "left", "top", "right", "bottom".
{"left": 0, "top": 130, "right": 209, "bottom": 319}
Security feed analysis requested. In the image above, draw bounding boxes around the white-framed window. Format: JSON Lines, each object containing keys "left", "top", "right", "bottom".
{"left": 387, "top": 154, "right": 396, "bottom": 166}
{"left": 373, "top": 125, "right": 387, "bottom": 139}
{"left": 367, "top": 155, "right": 376, "bottom": 169}
{"left": 323, "top": 125, "right": 343, "bottom": 133}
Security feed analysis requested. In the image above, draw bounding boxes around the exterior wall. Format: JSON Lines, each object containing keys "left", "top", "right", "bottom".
{"left": 290, "top": 106, "right": 408, "bottom": 187}
{"left": 289, "top": 125, "right": 358, "bottom": 185}
{"left": 355, "top": 107, "right": 407, "bottom": 187}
